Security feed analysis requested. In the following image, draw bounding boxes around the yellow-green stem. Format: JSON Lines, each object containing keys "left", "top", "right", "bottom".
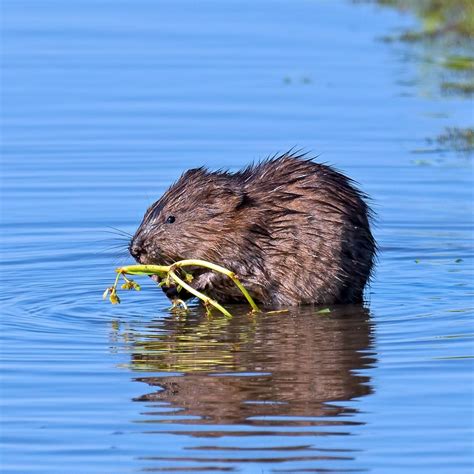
{"left": 113, "top": 260, "right": 260, "bottom": 315}
{"left": 168, "top": 260, "right": 260, "bottom": 312}
{"left": 168, "top": 270, "right": 232, "bottom": 318}
{"left": 117, "top": 265, "right": 169, "bottom": 275}
{"left": 228, "top": 276, "right": 259, "bottom": 312}
{"left": 113, "top": 271, "right": 121, "bottom": 290}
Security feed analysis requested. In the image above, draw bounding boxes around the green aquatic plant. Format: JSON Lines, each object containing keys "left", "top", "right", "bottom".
{"left": 375, "top": 0, "right": 474, "bottom": 40}
{"left": 364, "top": 0, "right": 474, "bottom": 155}
{"left": 441, "top": 81, "right": 474, "bottom": 96}
{"left": 103, "top": 259, "right": 260, "bottom": 318}
{"left": 429, "top": 127, "right": 474, "bottom": 152}
{"left": 442, "top": 55, "right": 474, "bottom": 71}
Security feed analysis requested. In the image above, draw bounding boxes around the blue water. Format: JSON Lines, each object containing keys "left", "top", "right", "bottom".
{"left": 1, "top": 1, "right": 473, "bottom": 473}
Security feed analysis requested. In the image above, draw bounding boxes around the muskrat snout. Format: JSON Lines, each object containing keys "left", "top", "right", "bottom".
{"left": 129, "top": 235, "right": 147, "bottom": 263}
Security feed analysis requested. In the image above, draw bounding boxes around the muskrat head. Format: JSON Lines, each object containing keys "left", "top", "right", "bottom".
{"left": 129, "top": 168, "right": 250, "bottom": 266}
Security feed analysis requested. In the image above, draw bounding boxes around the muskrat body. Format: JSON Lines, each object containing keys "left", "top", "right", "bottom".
{"left": 130, "top": 152, "right": 376, "bottom": 307}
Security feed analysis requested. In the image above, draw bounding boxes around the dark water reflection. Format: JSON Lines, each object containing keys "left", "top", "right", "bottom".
{"left": 111, "top": 307, "right": 375, "bottom": 470}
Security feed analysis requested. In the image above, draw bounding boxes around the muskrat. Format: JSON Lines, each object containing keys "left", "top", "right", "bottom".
{"left": 129, "top": 151, "right": 376, "bottom": 307}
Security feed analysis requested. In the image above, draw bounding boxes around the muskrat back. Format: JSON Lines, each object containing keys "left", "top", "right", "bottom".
{"left": 130, "top": 151, "right": 376, "bottom": 307}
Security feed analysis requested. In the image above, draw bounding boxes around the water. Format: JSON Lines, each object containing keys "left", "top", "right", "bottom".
{"left": 1, "top": 1, "right": 473, "bottom": 473}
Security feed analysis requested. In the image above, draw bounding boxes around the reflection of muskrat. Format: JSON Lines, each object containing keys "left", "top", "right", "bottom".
{"left": 131, "top": 306, "right": 375, "bottom": 424}
{"left": 130, "top": 151, "right": 376, "bottom": 306}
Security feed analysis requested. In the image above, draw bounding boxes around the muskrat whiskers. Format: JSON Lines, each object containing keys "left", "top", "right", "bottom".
{"left": 96, "top": 244, "right": 130, "bottom": 258}
{"left": 100, "top": 242, "right": 130, "bottom": 251}
{"left": 96, "top": 237, "right": 130, "bottom": 245}
{"left": 104, "top": 226, "right": 133, "bottom": 238}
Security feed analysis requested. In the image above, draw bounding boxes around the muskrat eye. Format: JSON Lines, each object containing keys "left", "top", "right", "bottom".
{"left": 166, "top": 215, "right": 176, "bottom": 224}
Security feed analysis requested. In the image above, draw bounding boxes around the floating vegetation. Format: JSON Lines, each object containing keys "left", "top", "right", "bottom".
{"left": 374, "top": 1, "right": 474, "bottom": 97}
{"left": 103, "top": 259, "right": 260, "bottom": 318}
{"left": 442, "top": 55, "right": 474, "bottom": 71}
{"left": 266, "top": 309, "right": 290, "bottom": 315}
{"left": 360, "top": 1, "right": 474, "bottom": 155}
{"left": 374, "top": 0, "right": 474, "bottom": 41}
{"left": 440, "top": 81, "right": 474, "bottom": 95}
{"left": 414, "top": 258, "right": 465, "bottom": 265}
{"left": 411, "top": 158, "right": 434, "bottom": 165}
{"left": 282, "top": 76, "right": 313, "bottom": 85}
{"left": 429, "top": 127, "right": 474, "bottom": 153}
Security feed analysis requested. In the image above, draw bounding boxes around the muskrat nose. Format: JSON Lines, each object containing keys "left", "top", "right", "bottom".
{"left": 129, "top": 236, "right": 145, "bottom": 261}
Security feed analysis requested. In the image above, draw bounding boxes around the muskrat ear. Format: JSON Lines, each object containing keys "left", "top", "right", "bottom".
{"left": 235, "top": 192, "right": 254, "bottom": 210}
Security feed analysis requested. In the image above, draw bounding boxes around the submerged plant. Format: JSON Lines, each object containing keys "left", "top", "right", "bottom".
{"left": 103, "top": 259, "right": 260, "bottom": 318}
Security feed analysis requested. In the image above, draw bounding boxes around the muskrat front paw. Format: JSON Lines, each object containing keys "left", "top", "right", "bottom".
{"left": 148, "top": 275, "right": 187, "bottom": 300}
{"left": 161, "top": 284, "right": 180, "bottom": 299}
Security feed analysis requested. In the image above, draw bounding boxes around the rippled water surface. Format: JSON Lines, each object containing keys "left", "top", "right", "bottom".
{"left": 1, "top": 1, "right": 473, "bottom": 473}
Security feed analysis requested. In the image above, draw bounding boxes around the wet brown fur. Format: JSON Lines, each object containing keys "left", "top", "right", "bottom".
{"left": 130, "top": 151, "right": 376, "bottom": 307}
